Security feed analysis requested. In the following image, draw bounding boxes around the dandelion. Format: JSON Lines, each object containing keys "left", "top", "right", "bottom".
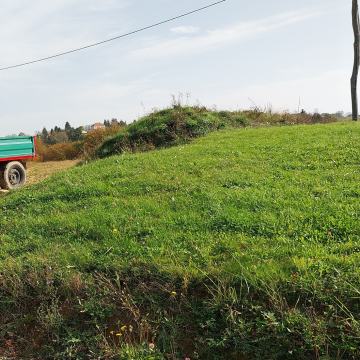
{"left": 170, "top": 291, "right": 177, "bottom": 297}
{"left": 120, "top": 325, "right": 127, "bottom": 332}
{"left": 115, "top": 333, "right": 122, "bottom": 337}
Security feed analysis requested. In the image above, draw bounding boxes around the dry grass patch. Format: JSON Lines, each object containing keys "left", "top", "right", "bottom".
{"left": 26, "top": 160, "right": 80, "bottom": 186}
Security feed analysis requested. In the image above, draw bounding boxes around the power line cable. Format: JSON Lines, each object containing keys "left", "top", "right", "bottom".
{"left": 0, "top": 0, "right": 226, "bottom": 71}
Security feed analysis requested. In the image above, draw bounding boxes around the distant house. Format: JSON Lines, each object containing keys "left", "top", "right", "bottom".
{"left": 91, "top": 122, "right": 106, "bottom": 130}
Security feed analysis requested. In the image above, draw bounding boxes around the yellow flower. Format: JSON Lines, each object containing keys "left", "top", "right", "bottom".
{"left": 170, "top": 291, "right": 177, "bottom": 297}
{"left": 120, "top": 325, "right": 127, "bottom": 332}
{"left": 115, "top": 333, "right": 122, "bottom": 337}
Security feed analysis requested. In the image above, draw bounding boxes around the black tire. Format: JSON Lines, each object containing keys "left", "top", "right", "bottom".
{"left": 0, "top": 161, "right": 27, "bottom": 190}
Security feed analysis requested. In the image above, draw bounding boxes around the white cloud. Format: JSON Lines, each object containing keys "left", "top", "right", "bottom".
{"left": 170, "top": 26, "right": 200, "bottom": 34}
{"left": 74, "top": 80, "right": 151, "bottom": 105}
{"left": 132, "top": 9, "right": 321, "bottom": 59}
{"left": 0, "top": 0, "right": 130, "bottom": 66}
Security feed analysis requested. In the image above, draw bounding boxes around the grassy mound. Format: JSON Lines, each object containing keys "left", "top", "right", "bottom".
{"left": 96, "top": 106, "right": 335, "bottom": 158}
{"left": 0, "top": 122, "right": 359, "bottom": 359}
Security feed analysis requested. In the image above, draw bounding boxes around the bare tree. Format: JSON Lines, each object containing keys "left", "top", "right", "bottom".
{"left": 351, "top": 0, "right": 360, "bottom": 121}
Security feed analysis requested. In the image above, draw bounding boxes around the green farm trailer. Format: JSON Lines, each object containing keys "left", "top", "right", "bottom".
{"left": 0, "top": 136, "right": 36, "bottom": 190}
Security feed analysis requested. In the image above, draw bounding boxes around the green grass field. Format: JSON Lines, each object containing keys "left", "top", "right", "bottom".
{"left": 0, "top": 122, "right": 359, "bottom": 359}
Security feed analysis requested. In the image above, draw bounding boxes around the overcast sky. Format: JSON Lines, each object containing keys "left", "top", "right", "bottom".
{"left": 0, "top": 0, "right": 352, "bottom": 135}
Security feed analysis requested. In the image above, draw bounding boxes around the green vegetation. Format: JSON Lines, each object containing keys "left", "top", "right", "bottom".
{"left": 0, "top": 121, "right": 359, "bottom": 359}
{"left": 35, "top": 105, "right": 338, "bottom": 162}
{"left": 96, "top": 106, "right": 335, "bottom": 158}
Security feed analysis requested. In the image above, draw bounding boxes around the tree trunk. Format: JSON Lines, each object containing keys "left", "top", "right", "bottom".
{"left": 351, "top": 0, "right": 360, "bottom": 121}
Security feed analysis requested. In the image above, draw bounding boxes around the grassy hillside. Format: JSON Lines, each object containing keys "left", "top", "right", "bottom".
{"left": 96, "top": 106, "right": 335, "bottom": 158}
{"left": 0, "top": 122, "right": 359, "bottom": 359}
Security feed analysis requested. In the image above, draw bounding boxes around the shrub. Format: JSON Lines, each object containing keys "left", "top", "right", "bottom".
{"left": 96, "top": 107, "right": 249, "bottom": 158}
{"left": 38, "top": 141, "right": 82, "bottom": 162}
{"left": 96, "top": 106, "right": 339, "bottom": 159}
{"left": 83, "top": 126, "right": 123, "bottom": 159}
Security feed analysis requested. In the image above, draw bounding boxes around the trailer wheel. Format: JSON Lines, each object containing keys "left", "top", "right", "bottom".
{"left": 0, "top": 161, "right": 27, "bottom": 190}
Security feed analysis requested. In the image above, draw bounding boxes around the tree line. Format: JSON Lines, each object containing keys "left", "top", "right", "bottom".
{"left": 39, "top": 119, "right": 126, "bottom": 145}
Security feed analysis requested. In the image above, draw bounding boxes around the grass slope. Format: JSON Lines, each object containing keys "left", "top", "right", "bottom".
{"left": 96, "top": 106, "right": 334, "bottom": 158}
{"left": 0, "top": 122, "right": 359, "bottom": 359}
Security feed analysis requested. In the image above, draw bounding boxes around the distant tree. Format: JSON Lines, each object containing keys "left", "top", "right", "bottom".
{"left": 68, "top": 127, "right": 84, "bottom": 142}
{"left": 351, "top": 0, "right": 360, "bottom": 121}
{"left": 110, "top": 119, "right": 118, "bottom": 126}
{"left": 335, "top": 111, "right": 345, "bottom": 118}
{"left": 65, "top": 121, "right": 72, "bottom": 133}
{"left": 41, "top": 127, "right": 49, "bottom": 143}
{"left": 111, "top": 118, "right": 126, "bottom": 127}
{"left": 18, "top": 132, "right": 26, "bottom": 136}
{"left": 48, "top": 131, "right": 69, "bottom": 145}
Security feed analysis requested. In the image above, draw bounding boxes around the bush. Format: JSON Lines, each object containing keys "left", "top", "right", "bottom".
{"left": 38, "top": 141, "right": 82, "bottom": 162}
{"left": 97, "top": 107, "right": 248, "bottom": 158}
{"left": 241, "top": 109, "right": 336, "bottom": 126}
{"left": 83, "top": 126, "right": 123, "bottom": 159}
{"left": 96, "top": 106, "right": 339, "bottom": 159}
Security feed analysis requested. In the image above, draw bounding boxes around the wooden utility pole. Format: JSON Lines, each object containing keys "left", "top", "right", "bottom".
{"left": 351, "top": 0, "right": 360, "bottom": 121}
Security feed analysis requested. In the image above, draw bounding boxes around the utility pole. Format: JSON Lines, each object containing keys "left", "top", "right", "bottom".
{"left": 351, "top": 0, "right": 360, "bottom": 121}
